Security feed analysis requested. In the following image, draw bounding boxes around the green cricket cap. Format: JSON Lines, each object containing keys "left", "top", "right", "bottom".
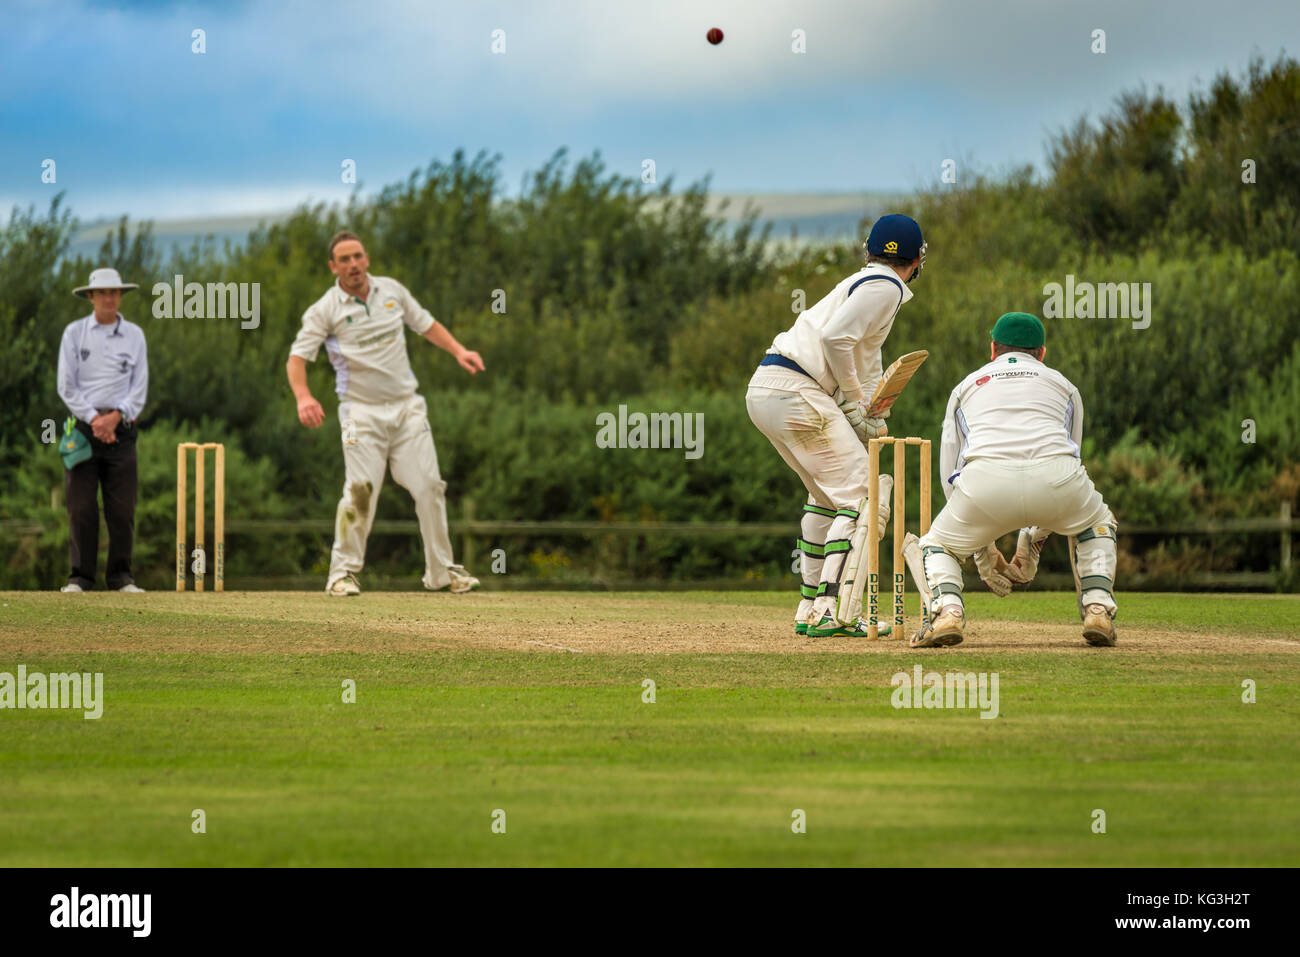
{"left": 990, "top": 312, "right": 1045, "bottom": 349}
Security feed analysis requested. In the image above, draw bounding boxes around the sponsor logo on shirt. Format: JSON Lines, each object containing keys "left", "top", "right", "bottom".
{"left": 357, "top": 328, "right": 400, "bottom": 347}
{"left": 976, "top": 375, "right": 991, "bottom": 386}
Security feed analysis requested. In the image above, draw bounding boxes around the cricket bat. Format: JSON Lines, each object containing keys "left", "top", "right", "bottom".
{"left": 867, "top": 350, "right": 929, "bottom": 417}
{"left": 835, "top": 477, "right": 894, "bottom": 636}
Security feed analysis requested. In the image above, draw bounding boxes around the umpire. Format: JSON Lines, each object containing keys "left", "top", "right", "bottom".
{"left": 56, "top": 268, "right": 149, "bottom": 592}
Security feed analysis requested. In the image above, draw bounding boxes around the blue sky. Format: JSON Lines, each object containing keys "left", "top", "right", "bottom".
{"left": 3, "top": 0, "right": 1298, "bottom": 220}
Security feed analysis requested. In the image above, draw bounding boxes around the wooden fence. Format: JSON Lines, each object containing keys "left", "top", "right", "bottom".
{"left": 2, "top": 502, "right": 1292, "bottom": 588}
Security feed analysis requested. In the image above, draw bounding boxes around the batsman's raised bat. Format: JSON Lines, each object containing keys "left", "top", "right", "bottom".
{"left": 868, "top": 349, "right": 929, "bottom": 417}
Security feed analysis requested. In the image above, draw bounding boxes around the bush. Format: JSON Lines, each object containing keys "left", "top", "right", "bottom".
{"left": 1084, "top": 430, "right": 1204, "bottom": 527}
{"left": 0, "top": 420, "right": 301, "bottom": 590}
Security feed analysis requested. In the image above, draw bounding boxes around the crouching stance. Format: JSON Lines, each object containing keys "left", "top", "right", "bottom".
{"left": 911, "top": 312, "right": 1119, "bottom": 648}
{"left": 746, "top": 215, "right": 925, "bottom": 637}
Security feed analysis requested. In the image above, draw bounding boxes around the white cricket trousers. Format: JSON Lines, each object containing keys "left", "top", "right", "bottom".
{"left": 746, "top": 367, "right": 880, "bottom": 619}
{"left": 919, "top": 455, "right": 1118, "bottom": 616}
{"left": 327, "top": 393, "right": 457, "bottom": 590}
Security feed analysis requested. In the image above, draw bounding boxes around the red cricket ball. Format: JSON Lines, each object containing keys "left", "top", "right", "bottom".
{"left": 706, "top": 27, "right": 723, "bottom": 45}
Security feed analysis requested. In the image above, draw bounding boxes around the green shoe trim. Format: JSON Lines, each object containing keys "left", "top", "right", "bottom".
{"left": 807, "top": 617, "right": 891, "bottom": 638}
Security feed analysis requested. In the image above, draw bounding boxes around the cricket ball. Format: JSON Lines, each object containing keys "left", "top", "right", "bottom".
{"left": 706, "top": 27, "right": 723, "bottom": 45}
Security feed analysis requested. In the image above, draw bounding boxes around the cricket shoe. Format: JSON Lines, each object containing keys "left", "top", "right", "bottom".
{"left": 327, "top": 574, "right": 361, "bottom": 597}
{"left": 807, "top": 613, "right": 891, "bottom": 638}
{"left": 1082, "top": 604, "right": 1118, "bottom": 647}
{"left": 117, "top": 583, "right": 146, "bottom": 593}
{"left": 794, "top": 597, "right": 816, "bottom": 636}
{"left": 447, "top": 565, "right": 480, "bottom": 594}
{"left": 60, "top": 583, "right": 84, "bottom": 593}
{"left": 909, "top": 606, "right": 965, "bottom": 648}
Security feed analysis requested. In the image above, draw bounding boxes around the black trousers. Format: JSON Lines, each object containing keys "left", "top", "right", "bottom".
{"left": 65, "top": 419, "right": 138, "bottom": 590}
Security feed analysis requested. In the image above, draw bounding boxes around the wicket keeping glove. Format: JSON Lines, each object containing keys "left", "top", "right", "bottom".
{"left": 972, "top": 543, "right": 1013, "bottom": 597}
{"left": 1005, "top": 527, "right": 1049, "bottom": 584}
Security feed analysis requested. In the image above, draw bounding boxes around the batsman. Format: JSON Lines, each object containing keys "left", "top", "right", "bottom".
{"left": 908, "top": 312, "right": 1119, "bottom": 648}
{"left": 746, "top": 214, "right": 926, "bottom": 638}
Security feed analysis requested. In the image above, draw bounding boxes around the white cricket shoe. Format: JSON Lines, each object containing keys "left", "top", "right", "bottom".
{"left": 117, "top": 583, "right": 146, "bottom": 593}
{"left": 447, "top": 565, "right": 480, "bottom": 594}
{"left": 327, "top": 574, "right": 361, "bottom": 597}
{"left": 1082, "top": 604, "right": 1117, "bottom": 646}
{"left": 910, "top": 606, "right": 965, "bottom": 648}
{"left": 60, "top": 583, "right": 84, "bottom": 593}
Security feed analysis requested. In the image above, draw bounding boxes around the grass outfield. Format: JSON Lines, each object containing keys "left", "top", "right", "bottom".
{"left": 1, "top": 590, "right": 1297, "bottom": 866}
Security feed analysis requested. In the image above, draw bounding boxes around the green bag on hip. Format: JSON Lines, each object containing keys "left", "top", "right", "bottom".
{"left": 59, "top": 417, "right": 92, "bottom": 469}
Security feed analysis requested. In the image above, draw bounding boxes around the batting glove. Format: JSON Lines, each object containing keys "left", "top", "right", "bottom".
{"left": 838, "top": 394, "right": 867, "bottom": 428}
{"left": 850, "top": 415, "right": 889, "bottom": 446}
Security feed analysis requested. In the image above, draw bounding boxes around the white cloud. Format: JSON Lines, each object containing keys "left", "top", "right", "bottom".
{"left": 7, "top": 0, "right": 1299, "bottom": 220}
{"left": 188, "top": 0, "right": 1300, "bottom": 117}
{"left": 18, "top": 0, "right": 1298, "bottom": 134}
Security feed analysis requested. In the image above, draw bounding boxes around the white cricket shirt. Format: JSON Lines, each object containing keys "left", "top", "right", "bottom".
{"left": 766, "top": 263, "right": 914, "bottom": 399}
{"left": 939, "top": 352, "right": 1085, "bottom": 493}
{"left": 57, "top": 313, "right": 149, "bottom": 422}
{"left": 290, "top": 275, "right": 437, "bottom": 404}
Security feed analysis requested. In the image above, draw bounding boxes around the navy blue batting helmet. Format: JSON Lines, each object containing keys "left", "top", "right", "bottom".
{"left": 865, "top": 214, "right": 924, "bottom": 259}
{"left": 865, "top": 214, "right": 926, "bottom": 283}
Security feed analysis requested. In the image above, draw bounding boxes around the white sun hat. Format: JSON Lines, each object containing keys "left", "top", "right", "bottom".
{"left": 72, "top": 267, "right": 139, "bottom": 299}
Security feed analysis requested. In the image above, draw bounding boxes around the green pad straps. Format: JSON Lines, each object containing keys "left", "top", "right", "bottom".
{"left": 796, "top": 539, "right": 826, "bottom": 557}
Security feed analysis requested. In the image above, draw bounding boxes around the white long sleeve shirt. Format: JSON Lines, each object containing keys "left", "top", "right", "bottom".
{"left": 57, "top": 313, "right": 149, "bottom": 423}
{"left": 766, "top": 263, "right": 913, "bottom": 400}
{"left": 289, "top": 275, "right": 437, "bottom": 405}
{"left": 939, "top": 352, "right": 1085, "bottom": 497}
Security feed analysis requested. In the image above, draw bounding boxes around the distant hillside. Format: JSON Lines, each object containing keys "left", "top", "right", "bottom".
{"left": 705, "top": 192, "right": 904, "bottom": 243}
{"left": 66, "top": 211, "right": 292, "bottom": 261}
{"left": 66, "top": 192, "right": 905, "bottom": 262}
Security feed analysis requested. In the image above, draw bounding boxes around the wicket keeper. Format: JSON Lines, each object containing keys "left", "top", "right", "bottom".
{"left": 912, "top": 312, "right": 1119, "bottom": 648}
